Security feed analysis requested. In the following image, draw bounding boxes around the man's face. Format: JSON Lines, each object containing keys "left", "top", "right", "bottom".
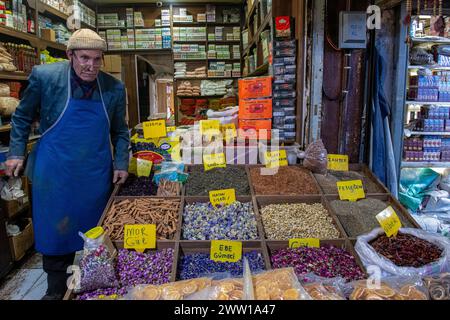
{"left": 67, "top": 49, "right": 103, "bottom": 82}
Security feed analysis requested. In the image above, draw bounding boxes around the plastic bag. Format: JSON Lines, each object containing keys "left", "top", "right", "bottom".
{"left": 302, "top": 140, "right": 328, "bottom": 175}
{"left": 299, "top": 273, "right": 347, "bottom": 300}
{"left": 74, "top": 244, "right": 119, "bottom": 294}
{"left": 399, "top": 168, "right": 441, "bottom": 212}
{"left": 187, "top": 277, "right": 245, "bottom": 300}
{"left": 348, "top": 276, "right": 428, "bottom": 300}
{"left": 355, "top": 228, "right": 450, "bottom": 278}
{"left": 1, "top": 177, "right": 24, "bottom": 201}
{"left": 0, "top": 83, "right": 10, "bottom": 97}
{"left": 74, "top": 228, "right": 118, "bottom": 294}
{"left": 424, "top": 273, "right": 450, "bottom": 300}
{"left": 252, "top": 268, "right": 311, "bottom": 300}
{"left": 125, "top": 278, "right": 212, "bottom": 300}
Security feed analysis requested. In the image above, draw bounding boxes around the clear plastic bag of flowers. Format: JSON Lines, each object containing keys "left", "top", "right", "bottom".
{"left": 347, "top": 276, "right": 429, "bottom": 300}
{"left": 74, "top": 229, "right": 119, "bottom": 294}
{"left": 125, "top": 278, "right": 213, "bottom": 300}
{"left": 252, "top": 268, "right": 312, "bottom": 300}
{"left": 298, "top": 273, "right": 347, "bottom": 300}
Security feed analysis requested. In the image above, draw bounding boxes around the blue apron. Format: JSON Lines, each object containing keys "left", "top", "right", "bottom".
{"left": 32, "top": 71, "right": 113, "bottom": 256}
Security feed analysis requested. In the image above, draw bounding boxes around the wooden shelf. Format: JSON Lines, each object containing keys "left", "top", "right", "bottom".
{"left": 173, "top": 22, "right": 206, "bottom": 26}
{"left": 208, "top": 58, "right": 240, "bottom": 62}
{"left": 177, "top": 95, "right": 225, "bottom": 98}
{"left": 245, "top": 62, "right": 269, "bottom": 77}
{"left": 208, "top": 40, "right": 240, "bottom": 44}
{"left": 175, "top": 77, "right": 239, "bottom": 80}
{"left": 173, "top": 40, "right": 207, "bottom": 43}
{"left": 207, "top": 22, "right": 241, "bottom": 26}
{"left": 107, "top": 49, "right": 172, "bottom": 54}
{"left": 0, "top": 26, "right": 66, "bottom": 51}
{"left": 0, "top": 71, "right": 29, "bottom": 81}
{"left": 243, "top": 10, "right": 272, "bottom": 58}
{"left": 98, "top": 26, "right": 130, "bottom": 30}
{"left": 38, "top": 2, "right": 68, "bottom": 21}
{"left": 0, "top": 26, "right": 37, "bottom": 43}
{"left": 0, "top": 124, "right": 11, "bottom": 133}
{"left": 246, "top": 0, "right": 259, "bottom": 26}
{"left": 174, "top": 59, "right": 207, "bottom": 62}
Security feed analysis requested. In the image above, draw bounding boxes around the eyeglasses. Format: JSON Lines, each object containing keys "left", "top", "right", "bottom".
{"left": 73, "top": 52, "right": 103, "bottom": 68}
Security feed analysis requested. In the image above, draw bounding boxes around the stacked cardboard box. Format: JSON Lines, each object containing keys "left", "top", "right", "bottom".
{"left": 272, "top": 37, "right": 297, "bottom": 141}
{"left": 238, "top": 76, "right": 272, "bottom": 140}
{"left": 161, "top": 9, "right": 171, "bottom": 26}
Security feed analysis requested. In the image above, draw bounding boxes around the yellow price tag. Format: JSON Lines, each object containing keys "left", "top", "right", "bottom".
{"left": 289, "top": 238, "right": 320, "bottom": 248}
{"left": 327, "top": 154, "right": 349, "bottom": 171}
{"left": 143, "top": 120, "right": 167, "bottom": 139}
{"left": 203, "top": 153, "right": 226, "bottom": 171}
{"left": 209, "top": 189, "right": 236, "bottom": 207}
{"left": 124, "top": 224, "right": 156, "bottom": 252}
{"left": 128, "top": 157, "right": 137, "bottom": 175}
{"left": 210, "top": 240, "right": 242, "bottom": 263}
{"left": 136, "top": 158, "right": 153, "bottom": 177}
{"left": 376, "top": 206, "right": 402, "bottom": 237}
{"left": 166, "top": 126, "right": 176, "bottom": 133}
{"left": 337, "top": 180, "right": 365, "bottom": 201}
{"left": 265, "top": 150, "right": 288, "bottom": 168}
{"left": 221, "top": 123, "right": 237, "bottom": 141}
{"left": 200, "top": 120, "right": 221, "bottom": 137}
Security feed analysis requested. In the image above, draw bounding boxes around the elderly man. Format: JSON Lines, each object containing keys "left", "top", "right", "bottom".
{"left": 5, "top": 29, "right": 130, "bottom": 300}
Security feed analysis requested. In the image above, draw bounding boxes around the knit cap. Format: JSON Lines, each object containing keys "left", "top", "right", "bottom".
{"left": 67, "top": 29, "right": 107, "bottom": 51}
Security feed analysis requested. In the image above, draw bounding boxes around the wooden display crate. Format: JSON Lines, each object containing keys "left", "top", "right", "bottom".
{"left": 8, "top": 218, "right": 33, "bottom": 261}
{"left": 254, "top": 195, "right": 348, "bottom": 240}
{"left": 324, "top": 194, "right": 421, "bottom": 239}
{"left": 312, "top": 164, "right": 391, "bottom": 196}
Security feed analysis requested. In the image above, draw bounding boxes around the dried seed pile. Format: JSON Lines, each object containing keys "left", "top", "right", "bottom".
{"left": 261, "top": 203, "right": 340, "bottom": 240}
{"left": 314, "top": 170, "right": 384, "bottom": 194}
{"left": 370, "top": 233, "right": 443, "bottom": 268}
{"left": 330, "top": 198, "right": 413, "bottom": 237}
{"left": 182, "top": 202, "right": 258, "bottom": 240}
{"left": 102, "top": 198, "right": 180, "bottom": 240}
{"left": 186, "top": 166, "right": 250, "bottom": 196}
{"left": 117, "top": 174, "right": 158, "bottom": 196}
{"left": 156, "top": 179, "right": 181, "bottom": 197}
{"left": 250, "top": 167, "right": 319, "bottom": 195}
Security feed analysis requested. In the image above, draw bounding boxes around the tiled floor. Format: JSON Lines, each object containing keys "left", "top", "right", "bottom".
{"left": 0, "top": 252, "right": 46, "bottom": 300}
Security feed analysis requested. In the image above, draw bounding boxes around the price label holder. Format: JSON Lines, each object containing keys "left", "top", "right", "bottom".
{"left": 209, "top": 189, "right": 236, "bottom": 207}
{"left": 210, "top": 240, "right": 242, "bottom": 263}
{"left": 143, "top": 120, "right": 167, "bottom": 139}
{"left": 327, "top": 154, "right": 349, "bottom": 171}
{"left": 203, "top": 153, "right": 226, "bottom": 171}
{"left": 288, "top": 238, "right": 320, "bottom": 248}
{"left": 376, "top": 206, "right": 402, "bottom": 237}
{"left": 264, "top": 150, "right": 288, "bottom": 169}
{"left": 124, "top": 224, "right": 156, "bottom": 253}
{"left": 137, "top": 158, "right": 153, "bottom": 177}
{"left": 337, "top": 180, "right": 365, "bottom": 202}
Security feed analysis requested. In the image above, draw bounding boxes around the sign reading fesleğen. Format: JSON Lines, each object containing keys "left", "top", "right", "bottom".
{"left": 337, "top": 180, "right": 365, "bottom": 201}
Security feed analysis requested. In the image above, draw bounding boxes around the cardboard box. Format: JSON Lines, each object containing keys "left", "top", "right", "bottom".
{"left": 238, "top": 119, "right": 272, "bottom": 140}
{"left": 238, "top": 76, "right": 272, "bottom": 99}
{"left": 1, "top": 177, "right": 29, "bottom": 219}
{"left": 41, "top": 28, "right": 56, "bottom": 42}
{"left": 239, "top": 98, "right": 273, "bottom": 119}
{"left": 103, "top": 55, "right": 122, "bottom": 73}
{"left": 8, "top": 218, "right": 34, "bottom": 261}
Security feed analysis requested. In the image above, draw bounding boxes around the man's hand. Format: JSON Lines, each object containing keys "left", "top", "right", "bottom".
{"left": 5, "top": 159, "right": 24, "bottom": 177}
{"left": 113, "top": 170, "right": 128, "bottom": 184}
